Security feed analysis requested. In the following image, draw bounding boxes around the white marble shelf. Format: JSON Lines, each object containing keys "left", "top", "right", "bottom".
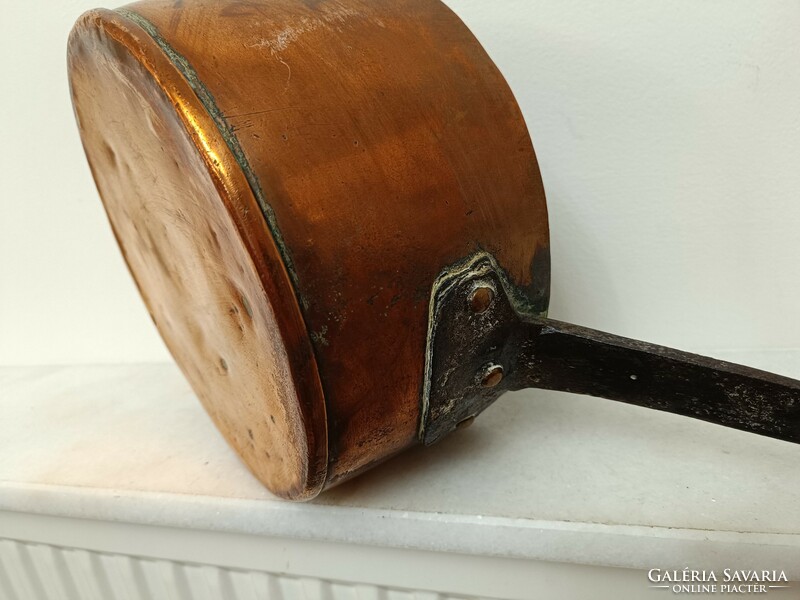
{"left": 2, "top": 358, "right": 800, "bottom": 577}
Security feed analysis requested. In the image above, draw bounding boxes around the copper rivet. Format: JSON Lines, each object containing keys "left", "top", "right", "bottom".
{"left": 481, "top": 364, "right": 504, "bottom": 388}
{"left": 469, "top": 286, "right": 494, "bottom": 313}
{"left": 456, "top": 415, "right": 476, "bottom": 430}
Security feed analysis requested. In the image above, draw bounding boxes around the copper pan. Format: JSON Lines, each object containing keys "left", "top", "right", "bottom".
{"left": 68, "top": 0, "right": 800, "bottom": 500}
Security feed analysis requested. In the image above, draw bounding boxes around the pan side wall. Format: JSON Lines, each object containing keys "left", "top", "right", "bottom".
{"left": 117, "top": 0, "right": 550, "bottom": 485}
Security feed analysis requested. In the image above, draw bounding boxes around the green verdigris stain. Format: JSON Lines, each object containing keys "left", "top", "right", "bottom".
{"left": 115, "top": 9, "right": 303, "bottom": 298}
{"left": 309, "top": 325, "right": 329, "bottom": 347}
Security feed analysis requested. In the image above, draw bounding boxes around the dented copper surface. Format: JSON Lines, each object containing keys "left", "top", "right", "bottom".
{"left": 70, "top": 0, "right": 800, "bottom": 502}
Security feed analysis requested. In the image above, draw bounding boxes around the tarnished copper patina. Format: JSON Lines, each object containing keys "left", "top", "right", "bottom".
{"left": 69, "top": 0, "right": 800, "bottom": 501}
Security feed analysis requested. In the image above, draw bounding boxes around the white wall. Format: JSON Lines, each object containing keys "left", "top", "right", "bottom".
{"left": 2, "top": 1, "right": 800, "bottom": 366}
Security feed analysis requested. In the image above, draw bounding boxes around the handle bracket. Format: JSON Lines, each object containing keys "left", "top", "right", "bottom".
{"left": 420, "top": 253, "right": 800, "bottom": 446}
{"left": 419, "top": 252, "right": 536, "bottom": 445}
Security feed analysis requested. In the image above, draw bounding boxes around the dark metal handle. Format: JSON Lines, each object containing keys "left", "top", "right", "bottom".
{"left": 507, "top": 317, "right": 800, "bottom": 443}
{"left": 420, "top": 252, "right": 800, "bottom": 446}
